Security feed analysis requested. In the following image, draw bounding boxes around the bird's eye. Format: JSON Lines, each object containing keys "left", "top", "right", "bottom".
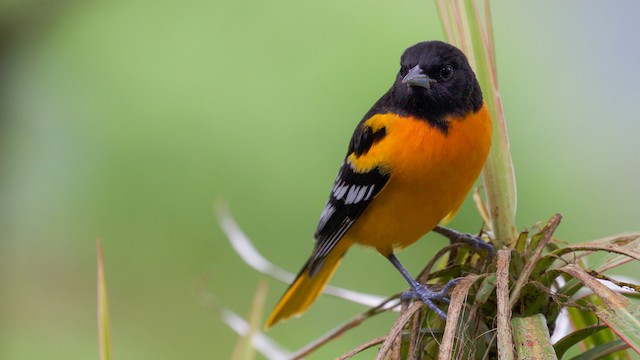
{"left": 439, "top": 65, "right": 454, "bottom": 80}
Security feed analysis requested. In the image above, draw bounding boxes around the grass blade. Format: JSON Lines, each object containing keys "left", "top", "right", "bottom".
{"left": 336, "top": 336, "right": 386, "bottom": 360}
{"left": 510, "top": 214, "right": 562, "bottom": 307}
{"left": 473, "top": 273, "right": 496, "bottom": 305}
{"left": 438, "top": 274, "right": 482, "bottom": 359}
{"left": 512, "top": 314, "right": 558, "bottom": 360}
{"left": 553, "top": 324, "right": 610, "bottom": 359}
{"left": 215, "top": 202, "right": 387, "bottom": 307}
{"left": 375, "top": 302, "right": 423, "bottom": 360}
{"left": 564, "top": 306, "right": 630, "bottom": 360}
{"left": 496, "top": 249, "right": 514, "bottom": 360}
{"left": 289, "top": 295, "right": 400, "bottom": 360}
{"left": 231, "top": 280, "right": 268, "bottom": 360}
{"left": 559, "top": 264, "right": 640, "bottom": 354}
{"left": 540, "top": 233, "right": 640, "bottom": 276}
{"left": 551, "top": 233, "right": 640, "bottom": 299}
{"left": 196, "top": 286, "right": 291, "bottom": 359}
{"left": 568, "top": 339, "right": 629, "bottom": 360}
{"left": 97, "top": 239, "right": 112, "bottom": 360}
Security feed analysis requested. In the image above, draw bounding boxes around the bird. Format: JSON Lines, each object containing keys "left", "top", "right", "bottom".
{"left": 265, "top": 40, "right": 492, "bottom": 328}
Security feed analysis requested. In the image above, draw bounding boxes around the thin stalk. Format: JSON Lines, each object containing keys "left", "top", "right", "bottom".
{"left": 436, "top": 0, "right": 518, "bottom": 248}
{"left": 97, "top": 239, "right": 112, "bottom": 360}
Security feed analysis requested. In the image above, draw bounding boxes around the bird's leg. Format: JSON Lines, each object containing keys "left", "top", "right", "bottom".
{"left": 387, "top": 254, "right": 458, "bottom": 320}
{"left": 433, "top": 225, "right": 495, "bottom": 257}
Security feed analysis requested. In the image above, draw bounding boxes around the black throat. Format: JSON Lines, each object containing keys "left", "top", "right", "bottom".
{"left": 362, "top": 80, "right": 482, "bottom": 134}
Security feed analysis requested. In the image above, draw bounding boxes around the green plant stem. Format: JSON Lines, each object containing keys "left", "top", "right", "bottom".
{"left": 496, "top": 250, "right": 514, "bottom": 360}
{"left": 511, "top": 314, "right": 558, "bottom": 360}
{"left": 436, "top": 0, "right": 518, "bottom": 248}
{"left": 97, "top": 239, "right": 112, "bottom": 360}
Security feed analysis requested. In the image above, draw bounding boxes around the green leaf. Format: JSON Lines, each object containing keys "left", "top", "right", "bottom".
{"left": 565, "top": 305, "right": 630, "bottom": 360}
{"left": 512, "top": 314, "right": 558, "bottom": 360}
{"left": 528, "top": 230, "right": 546, "bottom": 254}
{"left": 473, "top": 273, "right": 496, "bottom": 305}
{"left": 553, "top": 324, "right": 609, "bottom": 359}
{"left": 515, "top": 231, "right": 529, "bottom": 255}
{"left": 97, "top": 239, "right": 112, "bottom": 360}
{"left": 510, "top": 214, "right": 562, "bottom": 308}
{"left": 559, "top": 264, "right": 640, "bottom": 354}
{"left": 567, "top": 339, "right": 629, "bottom": 360}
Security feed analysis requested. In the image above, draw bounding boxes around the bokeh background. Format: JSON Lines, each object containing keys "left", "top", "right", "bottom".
{"left": 1, "top": 0, "right": 639, "bottom": 359}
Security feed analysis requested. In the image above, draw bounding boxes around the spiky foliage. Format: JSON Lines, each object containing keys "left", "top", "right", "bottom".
{"left": 371, "top": 214, "right": 640, "bottom": 359}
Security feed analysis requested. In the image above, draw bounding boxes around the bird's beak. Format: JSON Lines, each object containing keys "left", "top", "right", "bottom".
{"left": 402, "top": 65, "right": 434, "bottom": 90}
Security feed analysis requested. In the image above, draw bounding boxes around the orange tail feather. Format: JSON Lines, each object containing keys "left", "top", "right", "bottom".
{"left": 264, "top": 241, "right": 350, "bottom": 329}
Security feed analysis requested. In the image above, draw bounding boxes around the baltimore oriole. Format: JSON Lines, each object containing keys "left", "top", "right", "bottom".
{"left": 265, "top": 41, "right": 492, "bottom": 328}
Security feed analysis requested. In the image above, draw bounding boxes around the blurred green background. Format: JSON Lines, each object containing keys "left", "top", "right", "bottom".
{"left": 1, "top": 0, "right": 639, "bottom": 359}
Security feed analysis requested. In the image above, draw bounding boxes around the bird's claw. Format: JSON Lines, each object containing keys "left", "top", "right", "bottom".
{"left": 400, "top": 278, "right": 461, "bottom": 320}
{"left": 459, "top": 233, "right": 495, "bottom": 257}
{"left": 433, "top": 226, "right": 495, "bottom": 257}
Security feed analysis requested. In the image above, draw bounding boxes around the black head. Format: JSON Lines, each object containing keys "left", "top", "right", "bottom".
{"left": 367, "top": 41, "right": 483, "bottom": 131}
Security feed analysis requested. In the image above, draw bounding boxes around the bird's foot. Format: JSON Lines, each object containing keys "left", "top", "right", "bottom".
{"left": 400, "top": 278, "right": 461, "bottom": 320}
{"left": 434, "top": 226, "right": 495, "bottom": 257}
{"left": 454, "top": 233, "right": 495, "bottom": 257}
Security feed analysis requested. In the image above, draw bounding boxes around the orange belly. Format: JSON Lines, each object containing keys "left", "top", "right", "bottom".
{"left": 344, "top": 104, "right": 492, "bottom": 255}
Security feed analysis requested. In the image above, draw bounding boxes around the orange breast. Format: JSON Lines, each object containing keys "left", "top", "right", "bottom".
{"left": 344, "top": 104, "right": 492, "bottom": 255}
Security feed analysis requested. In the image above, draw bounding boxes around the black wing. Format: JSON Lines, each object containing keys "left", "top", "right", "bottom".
{"left": 307, "top": 123, "right": 390, "bottom": 276}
